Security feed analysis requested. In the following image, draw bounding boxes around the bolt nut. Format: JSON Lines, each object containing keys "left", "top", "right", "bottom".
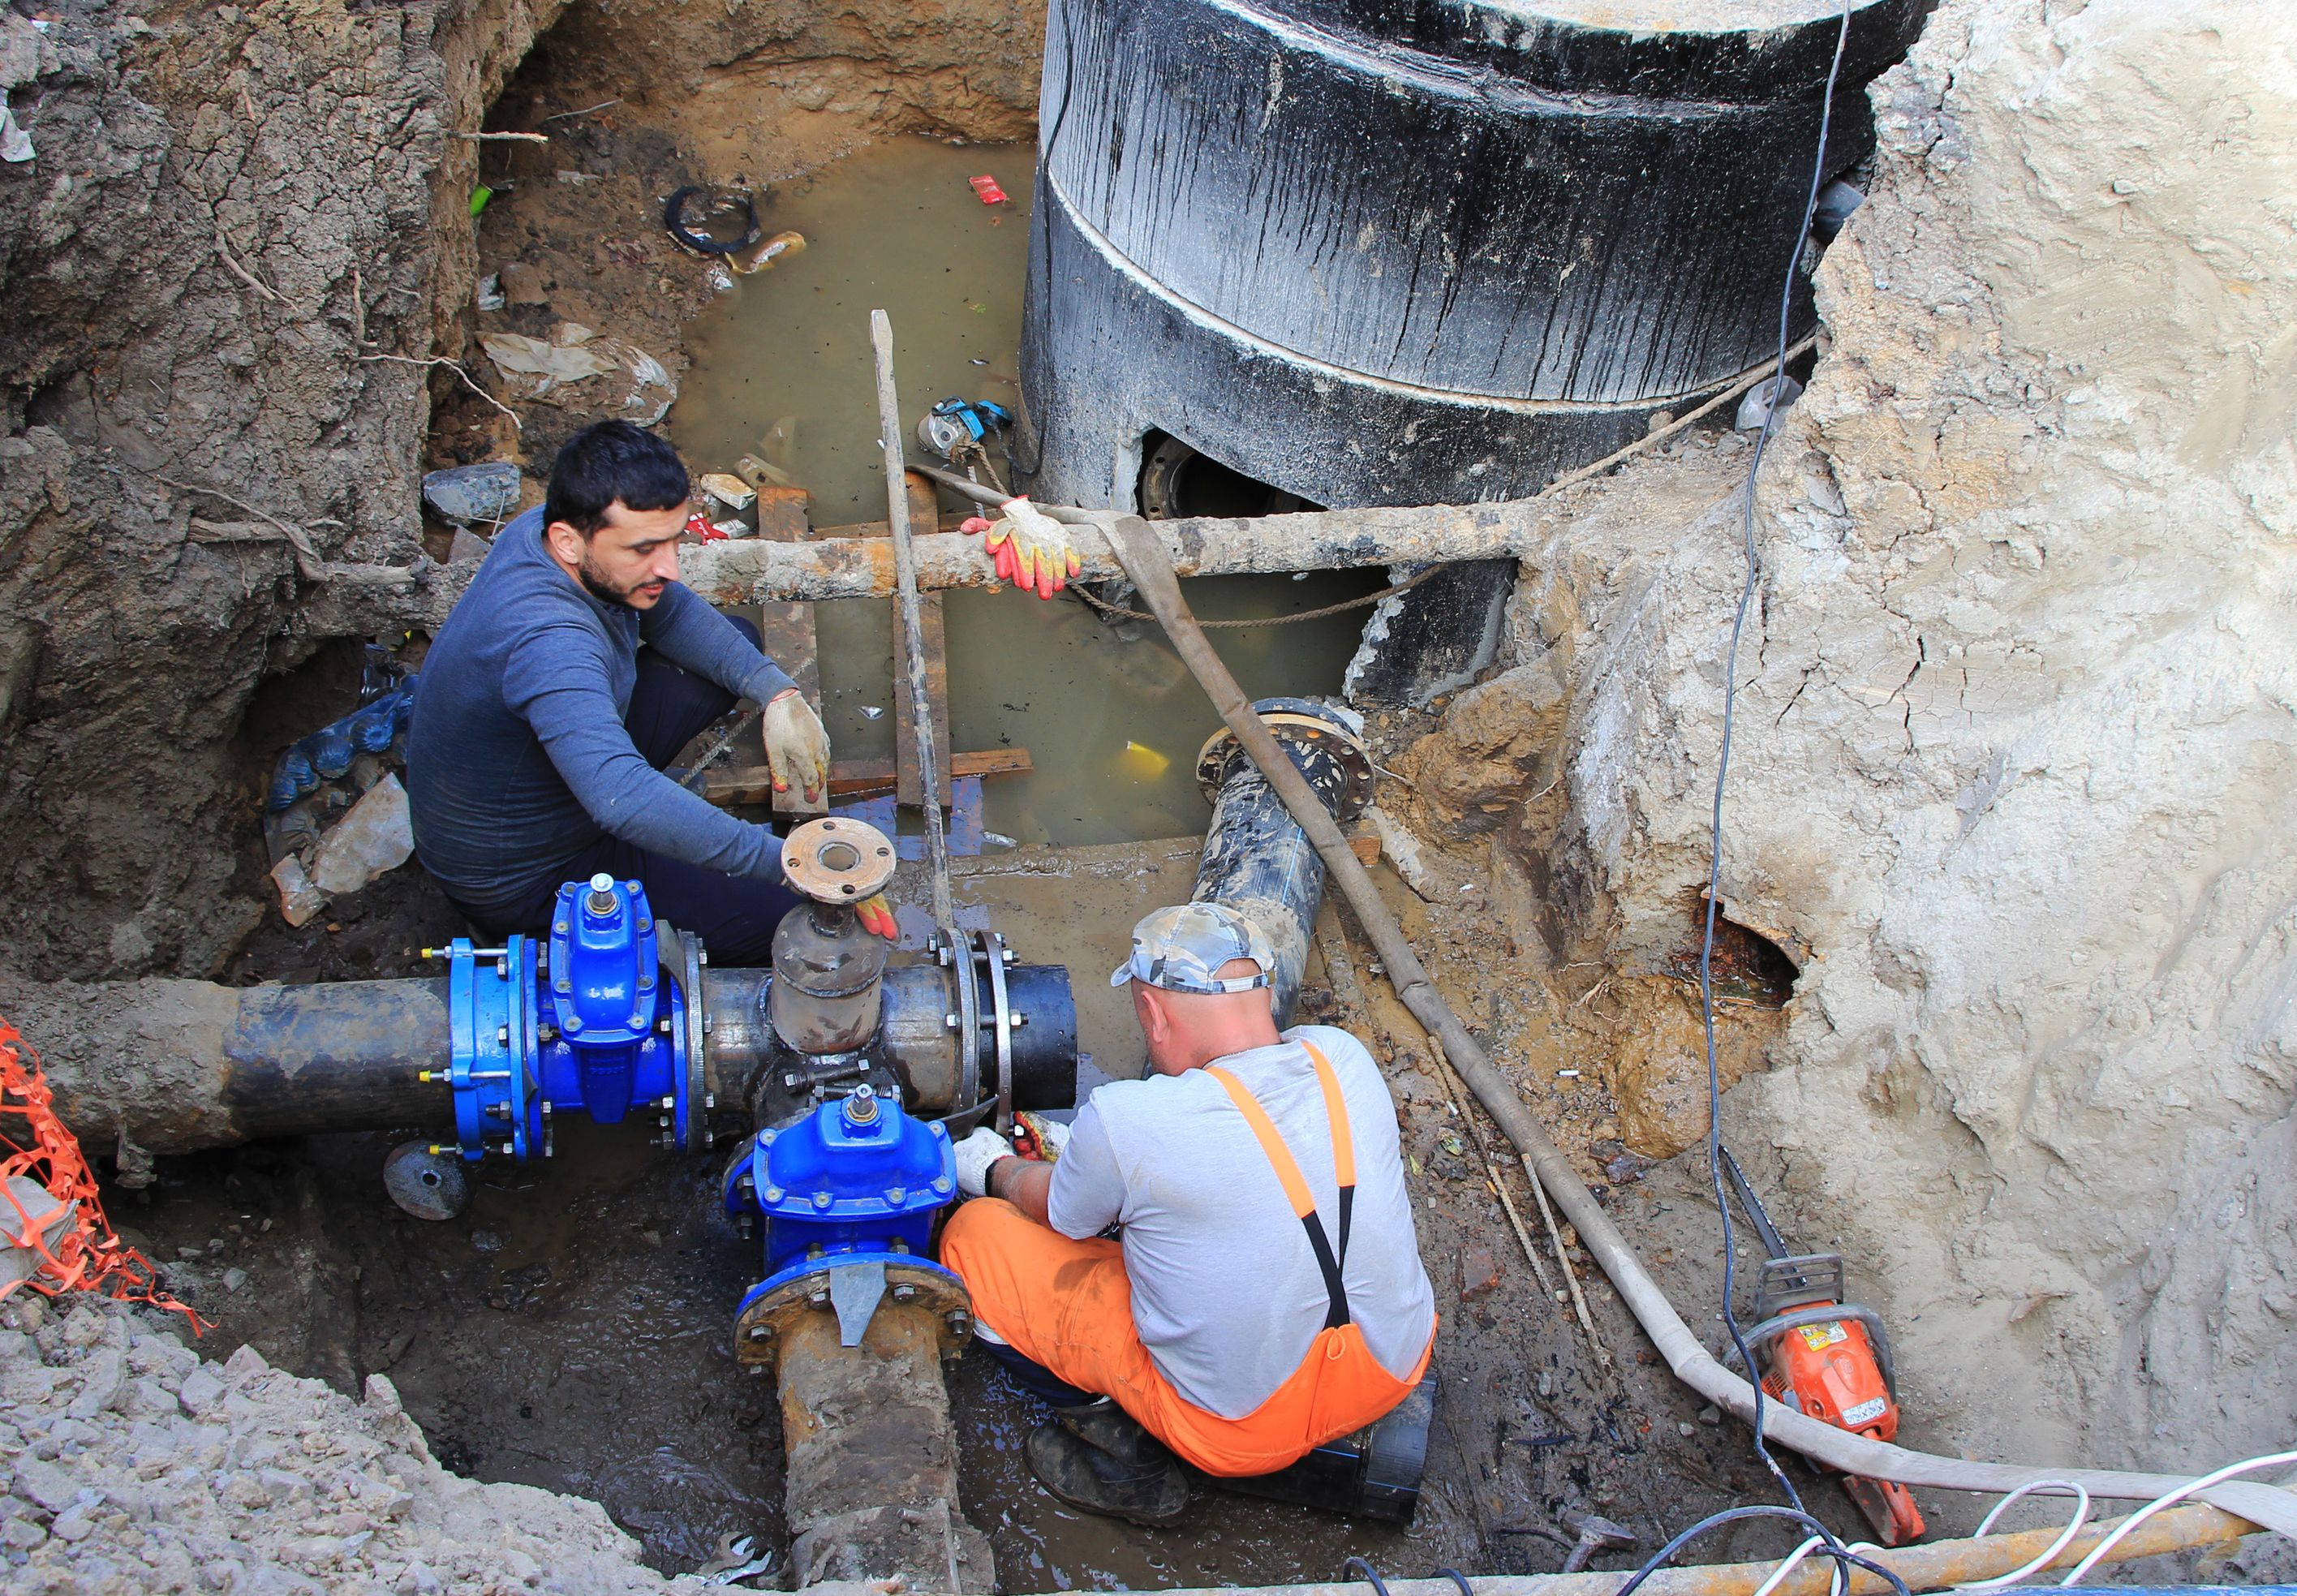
{"left": 496, "top": 1025, "right": 510, "bottom": 1047}
{"left": 885, "top": 1187, "right": 906, "bottom": 1203}
{"left": 891, "top": 1284, "right": 917, "bottom": 1303}
{"left": 657, "top": 1018, "right": 673, "bottom": 1035}
{"left": 705, "top": 1092, "right": 716, "bottom": 1109}
{"left": 764, "top": 1186, "right": 784, "bottom": 1203}
{"left": 747, "top": 1324, "right": 773, "bottom": 1341}
{"left": 944, "top": 1013, "right": 959, "bottom": 1030}
{"left": 661, "top": 1096, "right": 675, "bottom": 1110}
{"left": 812, "top": 1191, "right": 833, "bottom": 1210}
{"left": 945, "top": 1310, "right": 972, "bottom": 1336}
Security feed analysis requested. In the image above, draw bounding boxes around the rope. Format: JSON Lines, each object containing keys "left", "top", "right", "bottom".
{"left": 1054, "top": 334, "right": 1816, "bottom": 632}
{"left": 1069, "top": 561, "right": 1443, "bottom": 629}
{"left": 0, "top": 1018, "right": 205, "bottom": 1331}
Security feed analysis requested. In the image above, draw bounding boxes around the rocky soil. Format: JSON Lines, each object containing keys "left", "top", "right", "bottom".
{"left": 0, "top": 1292, "right": 690, "bottom": 1596}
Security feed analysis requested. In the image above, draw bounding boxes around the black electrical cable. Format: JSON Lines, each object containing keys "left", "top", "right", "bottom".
{"left": 1340, "top": 1556, "right": 1392, "bottom": 1596}
{"left": 1611, "top": 1506, "right": 1912, "bottom": 1596}
{"left": 1433, "top": 1568, "right": 1478, "bottom": 1596}
{"left": 1698, "top": 0, "right": 1856, "bottom": 1520}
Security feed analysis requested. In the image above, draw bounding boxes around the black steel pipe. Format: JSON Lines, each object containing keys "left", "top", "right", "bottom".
{"left": 1192, "top": 697, "right": 1373, "bottom": 1025}
{"left": 27, "top": 955, "right": 1078, "bottom": 1168}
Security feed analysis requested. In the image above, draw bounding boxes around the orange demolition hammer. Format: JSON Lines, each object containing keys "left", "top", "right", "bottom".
{"left": 1721, "top": 1149, "right": 1925, "bottom": 1546}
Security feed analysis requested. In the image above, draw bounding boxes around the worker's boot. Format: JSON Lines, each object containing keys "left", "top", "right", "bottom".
{"left": 1025, "top": 1398, "right": 1189, "bottom": 1526}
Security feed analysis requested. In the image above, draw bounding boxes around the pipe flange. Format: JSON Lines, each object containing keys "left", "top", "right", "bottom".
{"left": 732, "top": 1258, "right": 975, "bottom": 1369}
{"left": 680, "top": 928, "right": 709, "bottom": 1153}
{"left": 781, "top": 816, "right": 898, "bottom": 904}
{"left": 977, "top": 929, "right": 1015, "bottom": 1136}
{"left": 1195, "top": 704, "right": 1375, "bottom": 822}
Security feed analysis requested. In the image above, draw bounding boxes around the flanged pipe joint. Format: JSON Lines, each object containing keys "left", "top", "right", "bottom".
{"left": 1191, "top": 696, "right": 1374, "bottom": 1024}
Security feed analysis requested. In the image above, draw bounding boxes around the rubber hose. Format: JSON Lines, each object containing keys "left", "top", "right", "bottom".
{"left": 663, "top": 185, "right": 762, "bottom": 256}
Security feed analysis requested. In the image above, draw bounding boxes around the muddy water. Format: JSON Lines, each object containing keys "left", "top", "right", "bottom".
{"left": 671, "top": 137, "right": 1034, "bottom": 528}
{"left": 669, "top": 136, "right": 1383, "bottom": 845}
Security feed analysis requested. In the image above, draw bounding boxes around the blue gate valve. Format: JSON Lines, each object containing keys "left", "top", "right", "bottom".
{"left": 428, "top": 874, "right": 698, "bottom": 1161}
{"left": 723, "top": 1085, "right": 963, "bottom": 1348}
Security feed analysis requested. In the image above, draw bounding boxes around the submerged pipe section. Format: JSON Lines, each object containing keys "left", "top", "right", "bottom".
{"left": 1192, "top": 698, "right": 1374, "bottom": 1025}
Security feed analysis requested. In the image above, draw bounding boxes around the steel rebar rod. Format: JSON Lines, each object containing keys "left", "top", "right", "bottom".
{"left": 1098, "top": 511, "right": 2297, "bottom": 1537}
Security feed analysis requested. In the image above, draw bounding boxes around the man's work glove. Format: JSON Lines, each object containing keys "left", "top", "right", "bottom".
{"left": 964, "top": 497, "right": 1082, "bottom": 599}
{"left": 854, "top": 893, "right": 897, "bottom": 940}
{"left": 762, "top": 688, "right": 830, "bottom": 802}
{"left": 953, "top": 1126, "right": 1015, "bottom": 1198}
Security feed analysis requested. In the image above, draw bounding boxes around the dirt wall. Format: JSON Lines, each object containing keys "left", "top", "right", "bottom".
{"left": 0, "top": 0, "right": 566, "bottom": 980}
{"left": 0, "top": 0, "right": 1044, "bottom": 984}
{"left": 1401, "top": 0, "right": 2297, "bottom": 1469}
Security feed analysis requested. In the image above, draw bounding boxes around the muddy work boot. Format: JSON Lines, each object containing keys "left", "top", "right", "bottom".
{"left": 1025, "top": 1398, "right": 1189, "bottom": 1526}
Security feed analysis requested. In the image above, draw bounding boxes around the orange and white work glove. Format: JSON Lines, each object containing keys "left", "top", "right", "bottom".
{"left": 854, "top": 893, "right": 898, "bottom": 940}
{"left": 1012, "top": 1111, "right": 1070, "bottom": 1164}
{"left": 761, "top": 688, "right": 830, "bottom": 802}
{"left": 962, "top": 497, "right": 1082, "bottom": 599}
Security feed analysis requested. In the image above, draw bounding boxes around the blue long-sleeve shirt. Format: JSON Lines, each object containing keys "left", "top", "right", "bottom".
{"left": 405, "top": 507, "right": 796, "bottom": 918}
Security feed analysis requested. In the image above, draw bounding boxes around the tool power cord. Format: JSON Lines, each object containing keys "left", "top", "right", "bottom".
{"left": 1698, "top": 0, "right": 1855, "bottom": 1525}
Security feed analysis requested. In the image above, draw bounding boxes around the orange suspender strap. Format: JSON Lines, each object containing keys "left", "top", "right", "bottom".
{"left": 1206, "top": 1042, "right": 1357, "bottom": 1330}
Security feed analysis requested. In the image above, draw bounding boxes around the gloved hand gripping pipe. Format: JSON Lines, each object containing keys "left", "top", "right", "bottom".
{"left": 1096, "top": 510, "right": 2297, "bottom": 1539}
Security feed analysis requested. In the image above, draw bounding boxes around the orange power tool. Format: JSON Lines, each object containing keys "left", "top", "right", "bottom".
{"left": 1720, "top": 1149, "right": 1925, "bottom": 1546}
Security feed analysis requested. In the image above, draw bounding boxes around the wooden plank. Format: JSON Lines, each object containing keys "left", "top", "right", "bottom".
{"left": 749, "top": 484, "right": 827, "bottom": 820}
{"left": 699, "top": 747, "right": 1032, "bottom": 807}
{"left": 881, "top": 473, "right": 953, "bottom": 809}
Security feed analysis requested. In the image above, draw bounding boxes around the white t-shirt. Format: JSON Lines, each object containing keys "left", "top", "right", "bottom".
{"left": 1046, "top": 1026, "right": 1438, "bottom": 1420}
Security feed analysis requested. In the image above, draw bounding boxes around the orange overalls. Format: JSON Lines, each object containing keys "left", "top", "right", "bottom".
{"left": 939, "top": 1043, "right": 1436, "bottom": 1477}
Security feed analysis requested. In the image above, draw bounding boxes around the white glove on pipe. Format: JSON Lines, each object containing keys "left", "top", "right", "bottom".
{"left": 953, "top": 1126, "right": 1015, "bottom": 1198}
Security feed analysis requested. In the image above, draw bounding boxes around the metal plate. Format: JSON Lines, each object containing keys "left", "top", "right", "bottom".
{"left": 781, "top": 815, "right": 898, "bottom": 903}
{"left": 383, "top": 1141, "right": 470, "bottom": 1221}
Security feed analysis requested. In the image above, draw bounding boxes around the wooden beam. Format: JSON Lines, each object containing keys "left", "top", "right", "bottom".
{"left": 697, "top": 747, "right": 1032, "bottom": 808}
{"left": 748, "top": 484, "right": 826, "bottom": 819}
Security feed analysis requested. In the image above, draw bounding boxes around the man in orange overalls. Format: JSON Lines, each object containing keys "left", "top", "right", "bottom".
{"left": 939, "top": 903, "right": 1438, "bottom": 1524}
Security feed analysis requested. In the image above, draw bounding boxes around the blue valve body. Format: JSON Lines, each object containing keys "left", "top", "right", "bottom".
{"left": 723, "top": 1094, "right": 960, "bottom": 1317}
{"left": 440, "top": 877, "right": 691, "bottom": 1160}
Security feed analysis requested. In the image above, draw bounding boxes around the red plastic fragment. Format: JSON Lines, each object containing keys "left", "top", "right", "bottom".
{"left": 969, "top": 174, "right": 1008, "bottom": 205}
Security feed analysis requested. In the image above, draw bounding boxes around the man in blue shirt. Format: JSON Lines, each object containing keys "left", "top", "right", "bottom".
{"left": 406, "top": 421, "right": 878, "bottom": 962}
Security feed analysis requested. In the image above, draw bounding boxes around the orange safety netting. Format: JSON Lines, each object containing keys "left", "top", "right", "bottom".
{"left": 0, "top": 1017, "right": 205, "bottom": 1332}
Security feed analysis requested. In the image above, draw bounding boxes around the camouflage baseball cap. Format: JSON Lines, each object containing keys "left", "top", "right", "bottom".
{"left": 1108, "top": 902, "right": 1276, "bottom": 995}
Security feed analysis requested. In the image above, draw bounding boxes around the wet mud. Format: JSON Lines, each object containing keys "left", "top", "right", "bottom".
{"left": 108, "top": 826, "right": 1882, "bottom": 1588}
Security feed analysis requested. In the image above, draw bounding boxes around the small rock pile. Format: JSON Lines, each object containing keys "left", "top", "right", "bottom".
{"left": 0, "top": 1293, "right": 684, "bottom": 1596}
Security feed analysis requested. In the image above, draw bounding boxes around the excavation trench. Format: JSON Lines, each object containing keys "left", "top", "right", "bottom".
{"left": 6, "top": 0, "right": 2288, "bottom": 1589}
{"left": 37, "top": 11, "right": 1830, "bottom": 1585}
